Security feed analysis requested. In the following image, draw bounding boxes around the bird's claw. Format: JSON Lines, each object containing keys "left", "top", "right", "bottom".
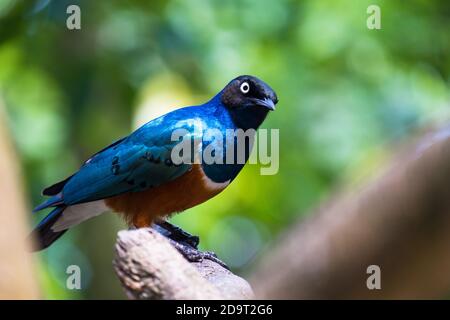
{"left": 199, "top": 251, "right": 230, "bottom": 270}
{"left": 167, "top": 239, "right": 229, "bottom": 270}
{"left": 152, "top": 220, "right": 229, "bottom": 270}
{"left": 153, "top": 220, "right": 199, "bottom": 248}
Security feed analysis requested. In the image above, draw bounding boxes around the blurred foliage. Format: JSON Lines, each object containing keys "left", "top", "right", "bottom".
{"left": 0, "top": 0, "right": 448, "bottom": 298}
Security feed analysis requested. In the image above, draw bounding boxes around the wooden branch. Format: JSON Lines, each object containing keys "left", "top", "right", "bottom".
{"left": 250, "top": 126, "right": 450, "bottom": 299}
{"left": 113, "top": 228, "right": 254, "bottom": 299}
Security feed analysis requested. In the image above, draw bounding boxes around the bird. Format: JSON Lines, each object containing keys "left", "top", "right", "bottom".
{"left": 30, "top": 75, "right": 278, "bottom": 251}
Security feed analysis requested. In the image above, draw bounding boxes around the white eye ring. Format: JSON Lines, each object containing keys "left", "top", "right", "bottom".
{"left": 240, "top": 82, "right": 250, "bottom": 94}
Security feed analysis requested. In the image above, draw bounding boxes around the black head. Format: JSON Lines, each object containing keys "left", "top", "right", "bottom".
{"left": 221, "top": 75, "right": 278, "bottom": 111}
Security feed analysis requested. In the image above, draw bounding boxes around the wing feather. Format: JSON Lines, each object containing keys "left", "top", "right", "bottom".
{"left": 61, "top": 115, "right": 199, "bottom": 205}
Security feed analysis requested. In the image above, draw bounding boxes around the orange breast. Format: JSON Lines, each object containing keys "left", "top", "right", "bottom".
{"left": 104, "top": 164, "right": 227, "bottom": 227}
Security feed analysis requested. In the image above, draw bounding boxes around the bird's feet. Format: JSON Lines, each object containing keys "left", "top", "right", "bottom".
{"left": 153, "top": 220, "right": 229, "bottom": 270}
{"left": 167, "top": 239, "right": 229, "bottom": 270}
{"left": 153, "top": 220, "right": 199, "bottom": 248}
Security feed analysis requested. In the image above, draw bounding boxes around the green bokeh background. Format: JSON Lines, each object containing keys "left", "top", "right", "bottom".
{"left": 0, "top": 0, "right": 449, "bottom": 298}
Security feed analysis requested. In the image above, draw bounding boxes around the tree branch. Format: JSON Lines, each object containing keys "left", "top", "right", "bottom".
{"left": 113, "top": 228, "right": 254, "bottom": 299}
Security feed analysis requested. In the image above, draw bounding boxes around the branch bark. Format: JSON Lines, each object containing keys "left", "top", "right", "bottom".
{"left": 113, "top": 228, "right": 254, "bottom": 299}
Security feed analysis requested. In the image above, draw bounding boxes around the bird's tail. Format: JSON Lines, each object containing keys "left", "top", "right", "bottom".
{"left": 28, "top": 206, "right": 68, "bottom": 251}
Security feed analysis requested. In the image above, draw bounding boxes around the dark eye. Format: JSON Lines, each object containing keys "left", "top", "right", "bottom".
{"left": 240, "top": 81, "right": 250, "bottom": 94}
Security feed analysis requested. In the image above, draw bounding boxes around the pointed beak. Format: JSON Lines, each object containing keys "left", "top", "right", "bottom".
{"left": 256, "top": 97, "right": 277, "bottom": 111}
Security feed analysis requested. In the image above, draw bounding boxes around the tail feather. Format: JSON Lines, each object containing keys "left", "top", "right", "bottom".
{"left": 29, "top": 206, "right": 68, "bottom": 251}
{"left": 33, "top": 194, "right": 64, "bottom": 212}
{"left": 42, "top": 175, "right": 73, "bottom": 196}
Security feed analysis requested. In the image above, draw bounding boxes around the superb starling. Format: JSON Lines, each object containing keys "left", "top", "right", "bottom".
{"left": 30, "top": 75, "right": 278, "bottom": 251}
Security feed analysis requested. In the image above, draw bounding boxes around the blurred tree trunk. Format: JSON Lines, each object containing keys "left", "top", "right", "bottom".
{"left": 0, "top": 100, "right": 39, "bottom": 299}
{"left": 250, "top": 126, "right": 450, "bottom": 299}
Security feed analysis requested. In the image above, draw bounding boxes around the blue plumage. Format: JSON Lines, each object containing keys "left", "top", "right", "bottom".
{"left": 29, "top": 206, "right": 66, "bottom": 250}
